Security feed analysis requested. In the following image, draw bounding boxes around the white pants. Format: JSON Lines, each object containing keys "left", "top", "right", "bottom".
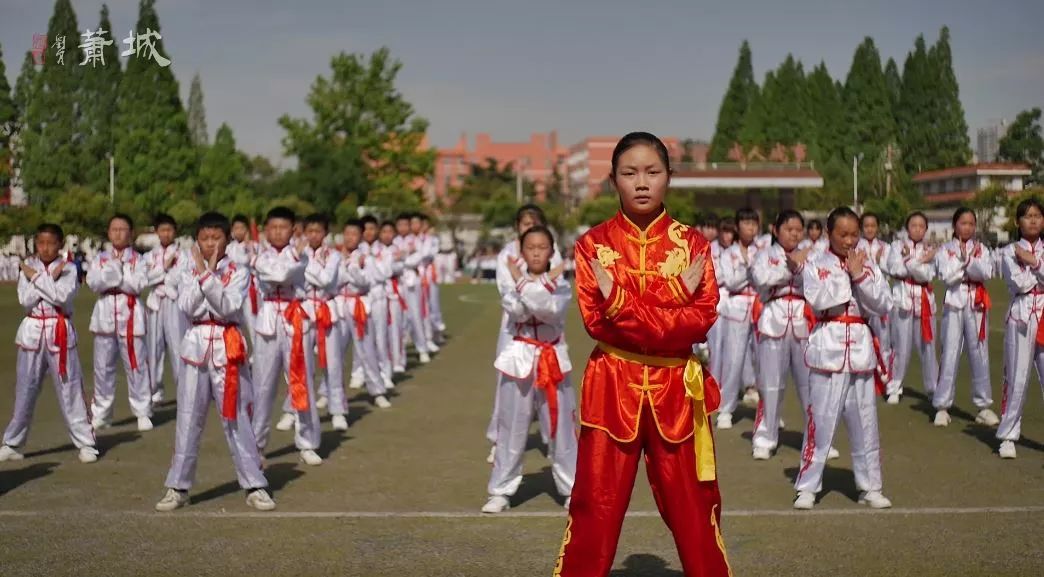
{"left": 387, "top": 297, "right": 406, "bottom": 370}
{"left": 91, "top": 333, "right": 152, "bottom": 421}
{"left": 369, "top": 297, "right": 392, "bottom": 380}
{"left": 147, "top": 298, "right": 188, "bottom": 396}
{"left": 4, "top": 345, "right": 95, "bottom": 451}
{"left": 934, "top": 306, "right": 992, "bottom": 411}
{"left": 869, "top": 313, "right": 893, "bottom": 389}
{"left": 488, "top": 373, "right": 577, "bottom": 498}
{"left": 428, "top": 279, "right": 445, "bottom": 331}
{"left": 890, "top": 310, "right": 939, "bottom": 396}
{"left": 296, "top": 322, "right": 350, "bottom": 416}
{"left": 997, "top": 319, "right": 1044, "bottom": 442}
{"left": 708, "top": 320, "right": 724, "bottom": 383}
{"left": 719, "top": 318, "right": 756, "bottom": 415}
{"left": 403, "top": 285, "right": 431, "bottom": 355}
{"left": 252, "top": 322, "right": 320, "bottom": 452}
{"left": 752, "top": 334, "right": 810, "bottom": 450}
{"left": 795, "top": 370, "right": 883, "bottom": 494}
{"left": 486, "top": 331, "right": 551, "bottom": 445}
{"left": 165, "top": 360, "right": 267, "bottom": 491}
{"left": 345, "top": 319, "right": 387, "bottom": 397}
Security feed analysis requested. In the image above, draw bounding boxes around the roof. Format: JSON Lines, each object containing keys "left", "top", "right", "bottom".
{"left": 913, "top": 163, "right": 1031, "bottom": 183}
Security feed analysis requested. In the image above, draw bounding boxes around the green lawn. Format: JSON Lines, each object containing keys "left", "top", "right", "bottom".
{"left": 0, "top": 281, "right": 1041, "bottom": 577}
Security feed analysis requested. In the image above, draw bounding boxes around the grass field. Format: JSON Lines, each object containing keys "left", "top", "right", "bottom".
{"left": 0, "top": 281, "right": 1041, "bottom": 577}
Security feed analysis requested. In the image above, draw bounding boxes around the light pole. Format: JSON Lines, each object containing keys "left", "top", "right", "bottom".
{"left": 515, "top": 157, "right": 527, "bottom": 204}
{"left": 853, "top": 152, "right": 864, "bottom": 211}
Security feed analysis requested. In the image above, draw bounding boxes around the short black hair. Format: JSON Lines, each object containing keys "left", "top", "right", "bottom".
{"left": 418, "top": 213, "right": 430, "bottom": 222}
{"left": 807, "top": 219, "right": 823, "bottom": 231}
{"left": 265, "top": 206, "right": 296, "bottom": 225}
{"left": 343, "top": 219, "right": 363, "bottom": 230}
{"left": 826, "top": 207, "right": 859, "bottom": 233}
{"left": 735, "top": 207, "right": 760, "bottom": 223}
{"left": 153, "top": 213, "right": 177, "bottom": 230}
{"left": 520, "top": 225, "right": 555, "bottom": 249}
{"left": 719, "top": 217, "right": 737, "bottom": 235}
{"left": 515, "top": 204, "right": 547, "bottom": 227}
{"left": 905, "top": 211, "right": 928, "bottom": 230}
{"left": 395, "top": 213, "right": 411, "bottom": 223}
{"left": 109, "top": 213, "right": 134, "bottom": 230}
{"left": 197, "top": 211, "right": 231, "bottom": 239}
{"left": 701, "top": 212, "right": 720, "bottom": 228}
{"left": 860, "top": 212, "right": 879, "bottom": 227}
{"left": 360, "top": 215, "right": 379, "bottom": 228}
{"left": 380, "top": 221, "right": 396, "bottom": 230}
{"left": 303, "top": 213, "right": 329, "bottom": 231}
{"left": 232, "top": 214, "right": 249, "bottom": 227}
{"left": 36, "top": 223, "right": 65, "bottom": 243}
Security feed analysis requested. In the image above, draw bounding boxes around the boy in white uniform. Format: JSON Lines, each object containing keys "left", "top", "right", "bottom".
{"left": 144, "top": 213, "right": 188, "bottom": 404}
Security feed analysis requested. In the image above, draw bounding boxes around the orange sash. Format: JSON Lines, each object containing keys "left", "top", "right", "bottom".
{"left": 283, "top": 301, "right": 310, "bottom": 411}
{"left": 514, "top": 336, "right": 563, "bottom": 439}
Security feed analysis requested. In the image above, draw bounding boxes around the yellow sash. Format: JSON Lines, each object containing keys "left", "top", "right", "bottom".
{"left": 596, "top": 342, "right": 717, "bottom": 481}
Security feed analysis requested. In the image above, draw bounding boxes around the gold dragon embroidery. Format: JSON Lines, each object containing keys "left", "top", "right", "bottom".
{"left": 594, "top": 243, "right": 622, "bottom": 269}
{"left": 657, "top": 221, "right": 690, "bottom": 278}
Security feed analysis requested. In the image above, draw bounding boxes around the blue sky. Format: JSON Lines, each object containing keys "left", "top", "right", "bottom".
{"left": 3, "top": 0, "right": 1041, "bottom": 165}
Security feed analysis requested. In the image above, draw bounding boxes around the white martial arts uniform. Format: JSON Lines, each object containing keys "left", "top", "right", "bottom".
{"left": 717, "top": 241, "right": 760, "bottom": 417}
{"left": 86, "top": 248, "right": 152, "bottom": 425}
{"left": 488, "top": 271, "right": 577, "bottom": 499}
{"left": 3, "top": 258, "right": 96, "bottom": 456}
{"left": 796, "top": 250, "right": 892, "bottom": 496}
{"left": 933, "top": 239, "right": 994, "bottom": 412}
{"left": 145, "top": 243, "right": 189, "bottom": 399}
{"left": 373, "top": 241, "right": 409, "bottom": 373}
{"left": 997, "top": 239, "right": 1044, "bottom": 443}
{"left": 856, "top": 237, "right": 894, "bottom": 389}
{"left": 227, "top": 239, "right": 258, "bottom": 345}
{"left": 395, "top": 235, "right": 434, "bottom": 356}
{"left": 333, "top": 247, "right": 388, "bottom": 399}
{"left": 357, "top": 241, "right": 394, "bottom": 384}
{"left": 884, "top": 239, "right": 939, "bottom": 397}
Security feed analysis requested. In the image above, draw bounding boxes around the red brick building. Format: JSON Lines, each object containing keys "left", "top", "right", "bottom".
{"left": 433, "top": 131, "right": 568, "bottom": 203}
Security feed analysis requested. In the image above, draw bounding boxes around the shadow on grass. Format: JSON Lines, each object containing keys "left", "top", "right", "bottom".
{"left": 192, "top": 462, "right": 305, "bottom": 505}
{"left": 783, "top": 465, "right": 860, "bottom": 502}
{"left": 511, "top": 464, "right": 566, "bottom": 509}
{"left": 961, "top": 423, "right": 1044, "bottom": 455}
{"left": 111, "top": 403, "right": 177, "bottom": 429}
{"left": 0, "top": 461, "right": 59, "bottom": 497}
{"left": 608, "top": 554, "right": 683, "bottom": 576}
{"left": 740, "top": 428, "right": 806, "bottom": 452}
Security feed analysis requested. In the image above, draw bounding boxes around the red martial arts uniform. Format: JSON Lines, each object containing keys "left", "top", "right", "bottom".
{"left": 553, "top": 210, "right": 732, "bottom": 577}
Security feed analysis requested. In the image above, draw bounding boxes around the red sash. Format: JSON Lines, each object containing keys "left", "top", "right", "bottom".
{"left": 353, "top": 298, "right": 367, "bottom": 339}
{"left": 818, "top": 314, "right": 888, "bottom": 395}
{"left": 313, "top": 300, "right": 334, "bottom": 369}
{"left": 105, "top": 290, "right": 139, "bottom": 370}
{"left": 514, "top": 336, "right": 564, "bottom": 439}
{"left": 283, "top": 301, "right": 310, "bottom": 411}
{"left": 248, "top": 276, "right": 259, "bottom": 315}
{"left": 969, "top": 282, "right": 991, "bottom": 342}
{"left": 30, "top": 312, "right": 69, "bottom": 380}
{"left": 904, "top": 279, "right": 934, "bottom": 343}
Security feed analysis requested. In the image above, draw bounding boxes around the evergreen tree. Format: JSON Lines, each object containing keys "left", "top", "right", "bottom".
{"left": 80, "top": 3, "right": 122, "bottom": 194}
{"left": 897, "top": 36, "right": 932, "bottom": 174}
{"left": 762, "top": 55, "right": 810, "bottom": 147}
{"left": 709, "top": 40, "right": 758, "bottom": 161}
{"left": 187, "top": 72, "right": 208, "bottom": 147}
{"left": 928, "top": 26, "right": 971, "bottom": 167}
{"left": 113, "top": 0, "right": 197, "bottom": 216}
{"left": 0, "top": 43, "right": 17, "bottom": 194}
{"left": 998, "top": 108, "right": 1043, "bottom": 184}
{"left": 199, "top": 123, "right": 248, "bottom": 212}
{"left": 21, "top": 0, "right": 85, "bottom": 205}
{"left": 739, "top": 71, "right": 773, "bottom": 151}
{"left": 883, "top": 57, "right": 902, "bottom": 120}
{"left": 841, "top": 37, "right": 896, "bottom": 197}
{"left": 10, "top": 52, "right": 39, "bottom": 201}
{"left": 806, "top": 62, "right": 843, "bottom": 161}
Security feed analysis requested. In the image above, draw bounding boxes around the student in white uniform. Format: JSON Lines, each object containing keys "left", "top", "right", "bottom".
{"left": 227, "top": 215, "right": 258, "bottom": 346}
{"left": 794, "top": 207, "right": 893, "bottom": 510}
{"left": 997, "top": 198, "right": 1044, "bottom": 459}
{"left": 0, "top": 224, "right": 97, "bottom": 464}
{"left": 377, "top": 221, "right": 413, "bottom": 373}
{"left": 856, "top": 213, "right": 894, "bottom": 402}
{"left": 394, "top": 214, "right": 435, "bottom": 361}
{"left": 799, "top": 219, "right": 829, "bottom": 254}
{"left": 144, "top": 213, "right": 189, "bottom": 404}
{"left": 883, "top": 212, "right": 939, "bottom": 404}
{"left": 356, "top": 216, "right": 395, "bottom": 390}
{"left": 716, "top": 207, "right": 761, "bottom": 429}
{"left": 87, "top": 214, "right": 153, "bottom": 432}
{"left": 933, "top": 207, "right": 998, "bottom": 427}
{"left": 482, "top": 225, "right": 577, "bottom": 513}
{"left": 155, "top": 212, "right": 274, "bottom": 512}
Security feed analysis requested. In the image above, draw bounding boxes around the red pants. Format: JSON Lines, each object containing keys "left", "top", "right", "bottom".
{"left": 553, "top": 406, "right": 731, "bottom": 577}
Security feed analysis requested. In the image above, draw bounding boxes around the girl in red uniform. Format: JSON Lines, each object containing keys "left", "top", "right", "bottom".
{"left": 553, "top": 132, "right": 730, "bottom": 577}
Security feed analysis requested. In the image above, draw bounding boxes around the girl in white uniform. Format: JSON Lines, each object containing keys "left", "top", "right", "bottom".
{"left": 997, "top": 198, "right": 1044, "bottom": 459}
{"left": 707, "top": 217, "right": 734, "bottom": 383}
{"left": 483, "top": 225, "right": 576, "bottom": 513}
{"left": 716, "top": 208, "right": 761, "bottom": 429}
{"left": 883, "top": 212, "right": 939, "bottom": 404}
{"left": 857, "top": 213, "right": 894, "bottom": 399}
{"left": 795, "top": 207, "right": 893, "bottom": 510}
{"left": 933, "top": 207, "right": 998, "bottom": 427}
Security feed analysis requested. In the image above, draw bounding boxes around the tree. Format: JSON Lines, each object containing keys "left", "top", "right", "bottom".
{"left": 897, "top": 36, "right": 932, "bottom": 175}
{"left": 883, "top": 57, "right": 902, "bottom": 121}
{"left": 841, "top": 38, "right": 896, "bottom": 198}
{"left": 187, "top": 72, "right": 208, "bottom": 147}
{"left": 47, "top": 185, "right": 112, "bottom": 239}
{"left": 928, "top": 27, "right": 971, "bottom": 168}
{"left": 709, "top": 41, "right": 758, "bottom": 161}
{"left": 762, "top": 55, "right": 810, "bottom": 147}
{"left": 998, "top": 107, "right": 1043, "bottom": 184}
{"left": 806, "top": 62, "right": 843, "bottom": 161}
{"left": 112, "top": 0, "right": 197, "bottom": 215}
{"left": 577, "top": 196, "right": 619, "bottom": 227}
{"left": 279, "top": 47, "right": 434, "bottom": 214}
{"left": 9, "top": 52, "right": 39, "bottom": 201}
{"left": 969, "top": 183, "right": 1008, "bottom": 238}
{"left": 199, "top": 123, "right": 249, "bottom": 212}
{"left": 21, "top": 0, "right": 85, "bottom": 205}
{"left": 80, "top": 3, "right": 122, "bottom": 194}
{"left": 0, "top": 43, "right": 17, "bottom": 194}
{"left": 738, "top": 71, "right": 773, "bottom": 150}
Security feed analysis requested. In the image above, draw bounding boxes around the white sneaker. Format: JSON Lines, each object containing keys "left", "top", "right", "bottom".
{"left": 564, "top": 497, "right": 571, "bottom": 510}
{"left": 428, "top": 342, "right": 440, "bottom": 353}
{"left": 481, "top": 495, "right": 510, "bottom": 514}
{"left": 383, "top": 375, "right": 396, "bottom": 390}
{"left": 742, "top": 388, "right": 760, "bottom": 407}
{"left": 778, "top": 418, "right": 785, "bottom": 430}
{"left": 436, "top": 322, "right": 447, "bottom": 332}
{"left": 246, "top": 489, "right": 277, "bottom": 511}
{"left": 858, "top": 491, "right": 892, "bottom": 509}
{"left": 349, "top": 374, "right": 365, "bottom": 389}
{"left": 275, "top": 413, "right": 296, "bottom": 431}
{"left": 999, "top": 440, "right": 1017, "bottom": 459}
{"left": 137, "top": 417, "right": 154, "bottom": 432}
{"left": 78, "top": 447, "right": 99, "bottom": 463}
{"left": 315, "top": 396, "right": 329, "bottom": 410}
{"left": 419, "top": 352, "right": 431, "bottom": 364}
{"left": 486, "top": 445, "right": 496, "bottom": 464}
{"left": 299, "top": 449, "right": 323, "bottom": 466}
{"left": 331, "top": 415, "right": 348, "bottom": 431}
{"left": 975, "top": 409, "right": 1000, "bottom": 427}
{"left": 151, "top": 390, "right": 165, "bottom": 404}
{"left": 752, "top": 447, "right": 771, "bottom": 460}
{"left": 886, "top": 393, "right": 901, "bottom": 405}
{"left": 0, "top": 445, "right": 24, "bottom": 461}
{"left": 393, "top": 365, "right": 406, "bottom": 374}
{"left": 716, "top": 413, "right": 733, "bottom": 430}
{"left": 374, "top": 395, "right": 392, "bottom": 409}
{"left": 933, "top": 410, "right": 951, "bottom": 427}
{"left": 92, "top": 417, "right": 111, "bottom": 430}
{"left": 155, "top": 488, "right": 189, "bottom": 512}
{"left": 793, "top": 491, "right": 816, "bottom": 510}
{"left": 827, "top": 447, "right": 841, "bottom": 460}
